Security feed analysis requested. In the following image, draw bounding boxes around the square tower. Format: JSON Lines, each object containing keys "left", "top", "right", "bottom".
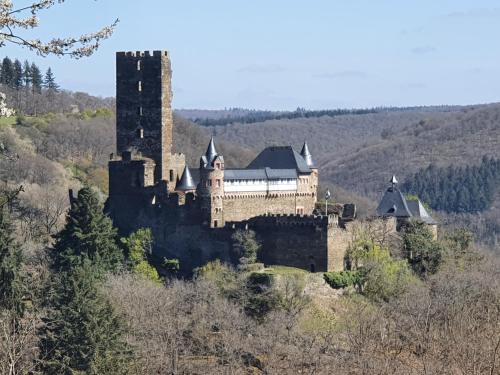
{"left": 116, "top": 50, "right": 173, "bottom": 183}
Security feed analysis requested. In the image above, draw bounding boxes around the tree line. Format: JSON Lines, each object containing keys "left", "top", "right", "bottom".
{"left": 0, "top": 56, "right": 59, "bottom": 94}
{"left": 403, "top": 156, "right": 500, "bottom": 214}
{"left": 193, "top": 107, "right": 379, "bottom": 126}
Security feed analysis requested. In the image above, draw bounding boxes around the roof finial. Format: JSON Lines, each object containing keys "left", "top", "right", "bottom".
{"left": 390, "top": 175, "right": 398, "bottom": 189}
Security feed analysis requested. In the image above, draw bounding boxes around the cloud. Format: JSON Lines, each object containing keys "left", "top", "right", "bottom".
{"left": 446, "top": 8, "right": 500, "bottom": 19}
{"left": 237, "top": 64, "right": 285, "bottom": 74}
{"left": 313, "top": 70, "right": 367, "bottom": 79}
{"left": 411, "top": 46, "right": 436, "bottom": 55}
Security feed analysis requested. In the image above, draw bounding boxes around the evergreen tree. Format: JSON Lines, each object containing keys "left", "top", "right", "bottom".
{"left": 53, "top": 187, "right": 123, "bottom": 272}
{"left": 231, "top": 229, "right": 261, "bottom": 264}
{"left": 30, "top": 62, "right": 42, "bottom": 94}
{"left": 0, "top": 206, "right": 24, "bottom": 314}
{"left": 43, "top": 67, "right": 59, "bottom": 91}
{"left": 0, "top": 57, "right": 14, "bottom": 86}
{"left": 39, "top": 260, "right": 132, "bottom": 374}
{"left": 12, "top": 59, "right": 23, "bottom": 89}
{"left": 403, "top": 221, "right": 443, "bottom": 277}
{"left": 22, "top": 60, "right": 31, "bottom": 88}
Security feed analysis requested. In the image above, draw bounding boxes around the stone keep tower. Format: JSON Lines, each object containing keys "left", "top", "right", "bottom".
{"left": 116, "top": 50, "right": 176, "bottom": 184}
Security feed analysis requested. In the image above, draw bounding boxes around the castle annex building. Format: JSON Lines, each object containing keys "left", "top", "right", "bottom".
{"left": 106, "top": 50, "right": 437, "bottom": 273}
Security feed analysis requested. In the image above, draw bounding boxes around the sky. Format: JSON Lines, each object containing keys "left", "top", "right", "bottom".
{"left": 3, "top": 0, "right": 500, "bottom": 110}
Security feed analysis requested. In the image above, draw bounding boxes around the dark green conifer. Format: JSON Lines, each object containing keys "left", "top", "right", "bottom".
{"left": 43, "top": 67, "right": 59, "bottom": 92}
{"left": 30, "top": 62, "right": 42, "bottom": 94}
{"left": 0, "top": 206, "right": 24, "bottom": 314}
{"left": 12, "top": 59, "right": 23, "bottom": 89}
{"left": 0, "top": 57, "right": 14, "bottom": 86}
{"left": 53, "top": 187, "right": 123, "bottom": 272}
{"left": 22, "top": 60, "right": 31, "bottom": 87}
{"left": 39, "top": 260, "right": 132, "bottom": 374}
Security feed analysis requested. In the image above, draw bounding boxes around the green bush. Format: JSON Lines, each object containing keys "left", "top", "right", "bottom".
{"left": 324, "top": 271, "right": 361, "bottom": 289}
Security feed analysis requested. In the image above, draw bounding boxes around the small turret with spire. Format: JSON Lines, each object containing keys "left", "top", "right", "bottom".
{"left": 199, "top": 137, "right": 225, "bottom": 228}
{"left": 300, "top": 141, "right": 315, "bottom": 168}
{"left": 200, "top": 136, "right": 224, "bottom": 169}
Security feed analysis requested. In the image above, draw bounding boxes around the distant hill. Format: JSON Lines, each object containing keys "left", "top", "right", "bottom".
{"left": 183, "top": 103, "right": 500, "bottom": 247}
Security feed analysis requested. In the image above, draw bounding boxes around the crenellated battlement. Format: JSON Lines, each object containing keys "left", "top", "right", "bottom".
{"left": 227, "top": 213, "right": 340, "bottom": 229}
{"left": 116, "top": 50, "right": 169, "bottom": 58}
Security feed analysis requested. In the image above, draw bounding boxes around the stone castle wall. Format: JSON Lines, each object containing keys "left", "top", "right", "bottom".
{"left": 228, "top": 214, "right": 349, "bottom": 272}
{"left": 222, "top": 192, "right": 316, "bottom": 223}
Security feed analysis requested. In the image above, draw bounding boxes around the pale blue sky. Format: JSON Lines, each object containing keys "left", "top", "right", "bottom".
{"left": 3, "top": 0, "right": 500, "bottom": 109}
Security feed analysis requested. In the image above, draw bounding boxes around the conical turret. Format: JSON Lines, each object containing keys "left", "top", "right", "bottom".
{"left": 176, "top": 165, "right": 196, "bottom": 192}
{"left": 300, "top": 141, "right": 315, "bottom": 168}
{"left": 205, "top": 136, "right": 218, "bottom": 164}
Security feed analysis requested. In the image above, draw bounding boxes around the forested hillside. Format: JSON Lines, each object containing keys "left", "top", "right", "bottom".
{"left": 193, "top": 103, "right": 500, "bottom": 246}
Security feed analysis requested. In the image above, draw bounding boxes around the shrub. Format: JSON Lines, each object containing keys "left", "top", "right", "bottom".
{"left": 324, "top": 271, "right": 361, "bottom": 289}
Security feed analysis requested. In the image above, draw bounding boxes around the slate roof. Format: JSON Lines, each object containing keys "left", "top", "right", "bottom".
{"left": 376, "top": 186, "right": 413, "bottom": 218}
{"left": 376, "top": 176, "right": 437, "bottom": 225}
{"left": 247, "top": 146, "right": 311, "bottom": 173}
{"left": 176, "top": 166, "right": 197, "bottom": 191}
{"left": 300, "top": 142, "right": 315, "bottom": 168}
{"left": 224, "top": 167, "right": 297, "bottom": 181}
{"left": 200, "top": 137, "right": 224, "bottom": 169}
{"left": 406, "top": 200, "right": 437, "bottom": 225}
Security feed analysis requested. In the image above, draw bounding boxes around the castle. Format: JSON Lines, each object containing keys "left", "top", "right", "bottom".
{"left": 106, "top": 50, "right": 436, "bottom": 273}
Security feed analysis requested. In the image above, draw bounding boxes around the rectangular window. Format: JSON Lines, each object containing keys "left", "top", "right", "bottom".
{"left": 216, "top": 179, "right": 221, "bottom": 187}
{"left": 137, "top": 106, "right": 142, "bottom": 116}
{"left": 213, "top": 220, "right": 218, "bottom": 228}
{"left": 137, "top": 81, "right": 142, "bottom": 92}
{"left": 208, "top": 179, "right": 212, "bottom": 187}
{"left": 169, "top": 170, "right": 174, "bottom": 181}
{"left": 137, "top": 60, "right": 141, "bottom": 71}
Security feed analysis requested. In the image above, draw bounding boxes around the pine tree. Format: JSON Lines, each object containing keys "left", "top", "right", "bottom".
{"left": 22, "top": 60, "right": 31, "bottom": 87}
{"left": 43, "top": 67, "right": 59, "bottom": 92}
{"left": 0, "top": 57, "right": 14, "bottom": 86}
{"left": 30, "top": 62, "right": 42, "bottom": 94}
{"left": 39, "top": 260, "right": 133, "bottom": 374}
{"left": 12, "top": 59, "right": 23, "bottom": 89}
{"left": 0, "top": 206, "right": 24, "bottom": 314}
{"left": 53, "top": 187, "right": 123, "bottom": 272}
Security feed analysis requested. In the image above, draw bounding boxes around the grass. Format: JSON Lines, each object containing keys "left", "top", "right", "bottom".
{"left": 260, "top": 265, "right": 308, "bottom": 276}
{"left": 0, "top": 116, "right": 16, "bottom": 128}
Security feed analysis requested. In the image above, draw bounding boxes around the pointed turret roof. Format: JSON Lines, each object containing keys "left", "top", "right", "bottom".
{"left": 300, "top": 141, "right": 315, "bottom": 168}
{"left": 205, "top": 136, "right": 217, "bottom": 163}
{"left": 376, "top": 175, "right": 412, "bottom": 217}
{"left": 176, "top": 166, "right": 196, "bottom": 191}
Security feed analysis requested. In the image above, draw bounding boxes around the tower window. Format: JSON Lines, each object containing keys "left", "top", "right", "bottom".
{"left": 136, "top": 128, "right": 144, "bottom": 139}
{"left": 137, "top": 81, "right": 142, "bottom": 92}
{"left": 169, "top": 170, "right": 174, "bottom": 181}
{"left": 213, "top": 220, "right": 218, "bottom": 228}
{"left": 215, "top": 162, "right": 220, "bottom": 169}
{"left": 137, "top": 106, "right": 142, "bottom": 116}
{"left": 216, "top": 179, "right": 221, "bottom": 187}
{"left": 137, "top": 60, "right": 141, "bottom": 71}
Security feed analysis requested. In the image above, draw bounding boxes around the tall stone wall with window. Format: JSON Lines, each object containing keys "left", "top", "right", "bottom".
{"left": 116, "top": 50, "right": 178, "bottom": 184}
